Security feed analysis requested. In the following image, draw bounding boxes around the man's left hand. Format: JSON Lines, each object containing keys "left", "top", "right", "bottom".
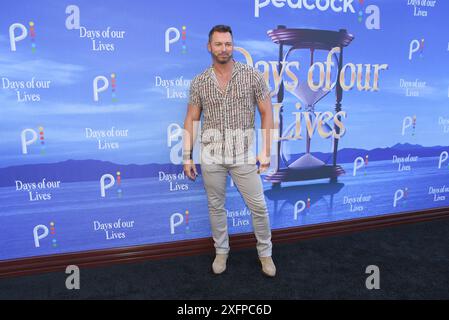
{"left": 256, "top": 153, "right": 271, "bottom": 174}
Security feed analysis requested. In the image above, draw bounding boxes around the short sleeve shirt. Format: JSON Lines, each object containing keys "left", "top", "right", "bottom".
{"left": 188, "top": 61, "right": 270, "bottom": 157}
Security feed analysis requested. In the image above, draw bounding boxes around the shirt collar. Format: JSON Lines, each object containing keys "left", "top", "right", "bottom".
{"left": 209, "top": 60, "right": 243, "bottom": 79}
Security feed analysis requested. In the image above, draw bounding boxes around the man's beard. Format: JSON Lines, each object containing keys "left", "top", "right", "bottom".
{"left": 214, "top": 53, "right": 233, "bottom": 64}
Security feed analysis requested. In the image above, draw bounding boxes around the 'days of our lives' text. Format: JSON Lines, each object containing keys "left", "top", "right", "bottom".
{"left": 85, "top": 127, "right": 129, "bottom": 150}
{"left": 79, "top": 26, "right": 126, "bottom": 51}
{"left": 407, "top": 0, "right": 436, "bottom": 17}
{"left": 392, "top": 154, "right": 418, "bottom": 172}
{"left": 155, "top": 76, "right": 191, "bottom": 99}
{"left": 227, "top": 207, "right": 251, "bottom": 227}
{"left": 159, "top": 171, "right": 189, "bottom": 191}
{"left": 93, "top": 218, "right": 135, "bottom": 240}
{"left": 428, "top": 185, "right": 449, "bottom": 202}
{"left": 15, "top": 178, "right": 61, "bottom": 202}
{"left": 2, "top": 77, "right": 51, "bottom": 102}
{"left": 343, "top": 194, "right": 372, "bottom": 213}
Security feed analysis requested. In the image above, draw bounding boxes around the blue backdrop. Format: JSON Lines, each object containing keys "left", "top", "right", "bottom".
{"left": 1, "top": 0, "right": 448, "bottom": 261}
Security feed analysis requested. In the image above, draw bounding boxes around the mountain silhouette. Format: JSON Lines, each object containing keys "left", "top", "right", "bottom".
{"left": 0, "top": 143, "right": 447, "bottom": 187}
{"left": 0, "top": 159, "right": 186, "bottom": 187}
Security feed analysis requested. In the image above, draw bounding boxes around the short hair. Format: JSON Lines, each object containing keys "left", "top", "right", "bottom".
{"left": 208, "top": 25, "right": 233, "bottom": 42}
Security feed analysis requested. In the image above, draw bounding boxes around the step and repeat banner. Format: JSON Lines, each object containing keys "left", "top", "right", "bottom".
{"left": 1, "top": 0, "right": 448, "bottom": 261}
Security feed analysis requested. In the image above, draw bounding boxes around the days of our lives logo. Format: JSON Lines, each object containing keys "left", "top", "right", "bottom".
{"left": 227, "top": 207, "right": 251, "bottom": 228}
{"left": 2, "top": 77, "right": 51, "bottom": 102}
{"left": 406, "top": 0, "right": 437, "bottom": 17}
{"left": 399, "top": 78, "right": 427, "bottom": 97}
{"left": 343, "top": 194, "right": 372, "bottom": 213}
{"left": 392, "top": 154, "right": 418, "bottom": 172}
{"left": 233, "top": 44, "right": 390, "bottom": 159}
{"left": 93, "top": 218, "right": 135, "bottom": 240}
{"left": 428, "top": 185, "right": 449, "bottom": 202}
{"left": 15, "top": 178, "right": 61, "bottom": 202}
{"left": 85, "top": 126, "right": 129, "bottom": 150}
{"left": 159, "top": 170, "right": 190, "bottom": 192}
{"left": 154, "top": 76, "right": 191, "bottom": 99}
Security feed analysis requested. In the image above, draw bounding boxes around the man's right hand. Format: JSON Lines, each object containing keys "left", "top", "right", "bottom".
{"left": 183, "top": 160, "right": 198, "bottom": 181}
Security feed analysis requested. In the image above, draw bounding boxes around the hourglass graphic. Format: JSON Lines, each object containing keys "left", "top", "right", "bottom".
{"left": 265, "top": 27, "right": 354, "bottom": 186}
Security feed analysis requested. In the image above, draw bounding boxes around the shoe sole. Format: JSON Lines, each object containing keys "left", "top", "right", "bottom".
{"left": 261, "top": 270, "right": 276, "bottom": 278}
{"left": 212, "top": 268, "right": 226, "bottom": 275}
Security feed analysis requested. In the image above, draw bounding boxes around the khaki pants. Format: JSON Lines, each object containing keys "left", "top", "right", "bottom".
{"left": 200, "top": 150, "right": 272, "bottom": 257}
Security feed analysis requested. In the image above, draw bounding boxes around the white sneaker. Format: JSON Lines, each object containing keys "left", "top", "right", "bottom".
{"left": 259, "top": 256, "right": 276, "bottom": 277}
{"left": 212, "top": 254, "right": 228, "bottom": 274}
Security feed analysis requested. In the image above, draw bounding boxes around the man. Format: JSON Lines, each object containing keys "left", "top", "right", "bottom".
{"left": 182, "top": 25, "right": 276, "bottom": 277}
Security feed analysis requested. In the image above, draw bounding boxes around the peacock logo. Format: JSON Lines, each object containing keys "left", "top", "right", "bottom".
{"left": 169, "top": 209, "right": 191, "bottom": 234}
{"left": 33, "top": 222, "right": 57, "bottom": 248}
{"left": 9, "top": 21, "right": 36, "bottom": 52}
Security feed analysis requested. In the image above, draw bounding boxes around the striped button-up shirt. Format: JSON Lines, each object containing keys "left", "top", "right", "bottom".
{"left": 189, "top": 61, "right": 270, "bottom": 158}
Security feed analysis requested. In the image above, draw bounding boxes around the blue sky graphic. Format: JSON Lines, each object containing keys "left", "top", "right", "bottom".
{"left": 0, "top": 0, "right": 448, "bottom": 167}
